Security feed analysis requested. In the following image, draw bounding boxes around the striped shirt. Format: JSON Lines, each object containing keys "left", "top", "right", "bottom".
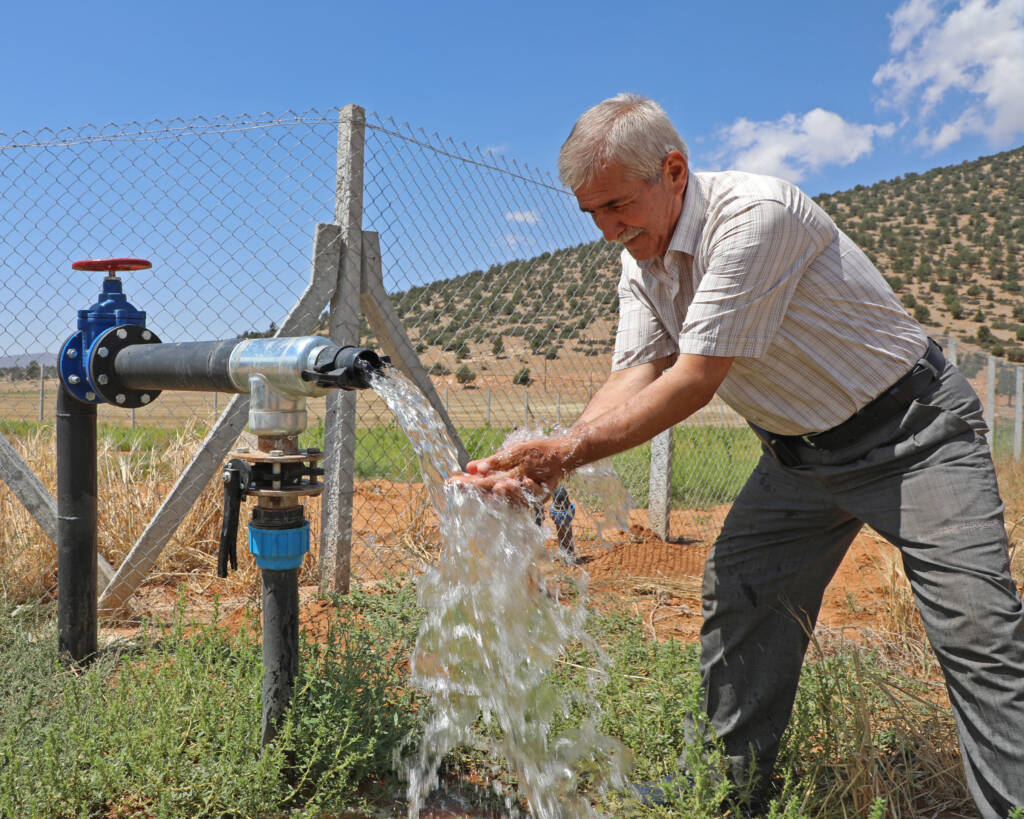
{"left": 611, "top": 170, "right": 928, "bottom": 435}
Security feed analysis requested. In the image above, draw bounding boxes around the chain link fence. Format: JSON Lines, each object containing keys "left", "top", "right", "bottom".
{"left": 1, "top": 107, "right": 1022, "bottom": 615}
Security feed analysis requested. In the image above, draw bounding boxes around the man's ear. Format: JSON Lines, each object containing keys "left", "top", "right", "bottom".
{"left": 663, "top": 150, "right": 688, "bottom": 194}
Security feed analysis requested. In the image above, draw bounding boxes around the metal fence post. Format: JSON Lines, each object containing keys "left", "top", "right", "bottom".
{"left": 947, "top": 336, "right": 958, "bottom": 368}
{"left": 38, "top": 368, "right": 44, "bottom": 423}
{"left": 320, "top": 104, "right": 365, "bottom": 594}
{"left": 649, "top": 427, "right": 673, "bottom": 540}
{"left": 986, "top": 355, "right": 996, "bottom": 451}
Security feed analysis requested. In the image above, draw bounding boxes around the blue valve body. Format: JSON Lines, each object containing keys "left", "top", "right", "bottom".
{"left": 248, "top": 521, "right": 310, "bottom": 571}
{"left": 60, "top": 277, "right": 147, "bottom": 403}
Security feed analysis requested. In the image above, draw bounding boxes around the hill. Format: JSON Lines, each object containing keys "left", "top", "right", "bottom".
{"left": 370, "top": 145, "right": 1024, "bottom": 377}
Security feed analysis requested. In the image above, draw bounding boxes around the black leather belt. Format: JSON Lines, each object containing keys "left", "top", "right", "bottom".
{"left": 751, "top": 339, "right": 946, "bottom": 460}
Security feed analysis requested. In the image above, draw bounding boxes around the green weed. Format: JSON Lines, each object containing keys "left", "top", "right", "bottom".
{"left": 0, "top": 589, "right": 974, "bottom": 817}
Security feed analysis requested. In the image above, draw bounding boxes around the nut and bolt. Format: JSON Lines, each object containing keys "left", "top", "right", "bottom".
{"left": 97, "top": 347, "right": 109, "bottom": 358}
{"left": 97, "top": 374, "right": 109, "bottom": 385}
{"left": 66, "top": 348, "right": 78, "bottom": 358}
{"left": 140, "top": 394, "right": 151, "bottom": 404}
{"left": 116, "top": 328, "right": 128, "bottom": 340}
{"left": 85, "top": 392, "right": 96, "bottom": 401}
{"left": 68, "top": 375, "right": 81, "bottom": 385}
{"left": 115, "top": 394, "right": 126, "bottom": 405}
{"left": 269, "top": 449, "right": 284, "bottom": 457}
{"left": 141, "top": 330, "right": 152, "bottom": 340}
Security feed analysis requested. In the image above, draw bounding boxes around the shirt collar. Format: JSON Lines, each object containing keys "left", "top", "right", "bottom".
{"left": 667, "top": 172, "right": 705, "bottom": 258}
{"left": 639, "top": 173, "right": 706, "bottom": 280}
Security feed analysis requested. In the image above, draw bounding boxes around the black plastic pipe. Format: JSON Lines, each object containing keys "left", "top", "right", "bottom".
{"left": 114, "top": 340, "right": 241, "bottom": 392}
{"left": 261, "top": 567, "right": 299, "bottom": 746}
{"left": 57, "top": 383, "right": 98, "bottom": 664}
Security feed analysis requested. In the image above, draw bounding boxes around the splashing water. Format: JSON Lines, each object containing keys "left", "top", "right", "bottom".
{"left": 369, "top": 368, "right": 632, "bottom": 817}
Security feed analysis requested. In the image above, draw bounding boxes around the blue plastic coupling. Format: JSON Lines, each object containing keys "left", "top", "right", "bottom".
{"left": 248, "top": 522, "right": 310, "bottom": 571}
{"left": 549, "top": 487, "right": 575, "bottom": 527}
{"left": 549, "top": 502, "right": 575, "bottom": 528}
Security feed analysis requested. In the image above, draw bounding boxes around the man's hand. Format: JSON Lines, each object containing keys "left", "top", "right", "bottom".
{"left": 450, "top": 436, "right": 577, "bottom": 504}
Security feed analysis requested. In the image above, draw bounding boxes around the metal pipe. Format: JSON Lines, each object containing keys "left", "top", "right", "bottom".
{"left": 57, "top": 383, "right": 97, "bottom": 665}
{"left": 112, "top": 336, "right": 383, "bottom": 398}
{"left": 261, "top": 567, "right": 299, "bottom": 746}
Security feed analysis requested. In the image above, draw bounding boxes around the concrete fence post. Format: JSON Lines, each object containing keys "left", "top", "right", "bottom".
{"left": 320, "top": 104, "right": 365, "bottom": 595}
{"left": 986, "top": 355, "right": 996, "bottom": 451}
{"left": 649, "top": 427, "right": 673, "bottom": 540}
{"left": 1015, "top": 366, "right": 1022, "bottom": 461}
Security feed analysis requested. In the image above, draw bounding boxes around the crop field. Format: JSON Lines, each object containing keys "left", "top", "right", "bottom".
{"left": 1, "top": 420, "right": 1023, "bottom": 817}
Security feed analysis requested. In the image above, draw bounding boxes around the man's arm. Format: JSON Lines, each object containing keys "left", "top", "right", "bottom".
{"left": 571, "top": 355, "right": 675, "bottom": 428}
{"left": 459, "top": 352, "right": 733, "bottom": 498}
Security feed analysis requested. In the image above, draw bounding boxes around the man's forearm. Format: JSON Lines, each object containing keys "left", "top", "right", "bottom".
{"left": 565, "top": 354, "right": 732, "bottom": 469}
{"left": 570, "top": 357, "right": 673, "bottom": 429}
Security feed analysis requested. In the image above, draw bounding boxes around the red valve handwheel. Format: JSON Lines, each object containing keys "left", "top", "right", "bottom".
{"left": 72, "top": 258, "right": 152, "bottom": 274}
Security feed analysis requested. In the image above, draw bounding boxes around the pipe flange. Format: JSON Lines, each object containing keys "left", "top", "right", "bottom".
{"left": 89, "top": 324, "right": 163, "bottom": 408}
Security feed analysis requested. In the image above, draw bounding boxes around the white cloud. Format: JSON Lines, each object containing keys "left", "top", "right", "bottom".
{"left": 504, "top": 210, "right": 540, "bottom": 225}
{"left": 714, "top": 108, "right": 895, "bottom": 183}
{"left": 873, "top": 0, "right": 1024, "bottom": 150}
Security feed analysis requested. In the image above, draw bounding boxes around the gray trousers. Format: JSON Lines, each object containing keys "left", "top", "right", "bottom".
{"left": 702, "top": 361, "right": 1024, "bottom": 818}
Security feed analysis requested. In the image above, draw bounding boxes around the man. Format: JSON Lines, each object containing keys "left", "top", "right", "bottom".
{"left": 456, "top": 94, "right": 1024, "bottom": 816}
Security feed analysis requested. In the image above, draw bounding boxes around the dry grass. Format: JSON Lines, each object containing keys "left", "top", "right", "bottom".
{"left": 0, "top": 423, "right": 266, "bottom": 611}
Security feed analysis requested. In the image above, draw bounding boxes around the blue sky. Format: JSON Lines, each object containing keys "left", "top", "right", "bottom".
{"left": 3, "top": 0, "right": 1022, "bottom": 197}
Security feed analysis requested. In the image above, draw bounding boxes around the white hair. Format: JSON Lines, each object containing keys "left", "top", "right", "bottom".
{"left": 558, "top": 93, "right": 688, "bottom": 191}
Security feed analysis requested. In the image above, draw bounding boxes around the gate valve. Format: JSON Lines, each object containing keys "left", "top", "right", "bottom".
{"left": 301, "top": 345, "right": 391, "bottom": 390}
{"left": 59, "top": 258, "right": 161, "bottom": 404}
{"left": 218, "top": 458, "right": 252, "bottom": 577}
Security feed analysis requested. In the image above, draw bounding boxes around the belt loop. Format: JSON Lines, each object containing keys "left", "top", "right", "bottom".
{"left": 748, "top": 423, "right": 799, "bottom": 468}
{"left": 920, "top": 337, "right": 942, "bottom": 379}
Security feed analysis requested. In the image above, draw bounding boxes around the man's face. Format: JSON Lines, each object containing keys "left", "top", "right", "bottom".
{"left": 574, "top": 151, "right": 688, "bottom": 262}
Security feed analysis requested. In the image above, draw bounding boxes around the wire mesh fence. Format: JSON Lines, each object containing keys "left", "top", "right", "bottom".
{"left": 1, "top": 107, "right": 1022, "bottom": 615}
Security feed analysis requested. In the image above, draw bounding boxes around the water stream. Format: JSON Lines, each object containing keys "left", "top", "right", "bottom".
{"left": 369, "top": 368, "right": 632, "bottom": 817}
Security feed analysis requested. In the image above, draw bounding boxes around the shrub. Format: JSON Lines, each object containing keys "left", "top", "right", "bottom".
{"left": 428, "top": 362, "right": 451, "bottom": 377}
{"left": 512, "top": 367, "right": 533, "bottom": 386}
{"left": 455, "top": 364, "right": 476, "bottom": 385}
